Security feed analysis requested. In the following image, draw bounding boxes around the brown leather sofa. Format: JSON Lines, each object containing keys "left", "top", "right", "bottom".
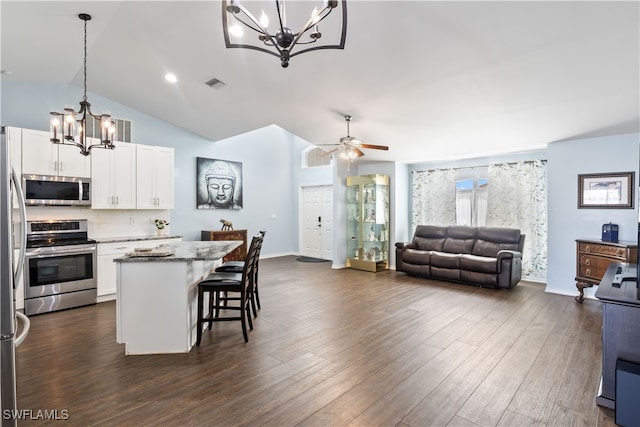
{"left": 395, "top": 225, "right": 525, "bottom": 289}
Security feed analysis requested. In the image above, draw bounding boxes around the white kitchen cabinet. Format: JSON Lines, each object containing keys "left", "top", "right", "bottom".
{"left": 97, "top": 242, "right": 138, "bottom": 298}
{"left": 136, "top": 145, "right": 174, "bottom": 209}
{"left": 91, "top": 141, "right": 136, "bottom": 209}
{"left": 97, "top": 237, "right": 181, "bottom": 299}
{"left": 21, "top": 128, "right": 91, "bottom": 177}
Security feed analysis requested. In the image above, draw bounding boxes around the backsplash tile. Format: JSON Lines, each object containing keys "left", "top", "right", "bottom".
{"left": 24, "top": 207, "right": 171, "bottom": 238}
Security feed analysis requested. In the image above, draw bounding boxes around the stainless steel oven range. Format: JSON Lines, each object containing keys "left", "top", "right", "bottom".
{"left": 24, "top": 219, "right": 97, "bottom": 315}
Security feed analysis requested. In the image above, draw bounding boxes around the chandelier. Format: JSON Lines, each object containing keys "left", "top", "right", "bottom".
{"left": 222, "top": 0, "right": 347, "bottom": 68}
{"left": 49, "top": 13, "right": 115, "bottom": 156}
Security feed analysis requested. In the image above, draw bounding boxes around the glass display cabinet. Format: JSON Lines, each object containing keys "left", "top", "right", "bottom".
{"left": 346, "top": 174, "right": 390, "bottom": 272}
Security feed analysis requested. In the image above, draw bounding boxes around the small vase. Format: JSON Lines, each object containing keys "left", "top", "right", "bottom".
{"left": 157, "top": 228, "right": 166, "bottom": 237}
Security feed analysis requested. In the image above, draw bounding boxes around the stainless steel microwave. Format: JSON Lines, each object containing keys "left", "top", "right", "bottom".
{"left": 22, "top": 175, "right": 91, "bottom": 206}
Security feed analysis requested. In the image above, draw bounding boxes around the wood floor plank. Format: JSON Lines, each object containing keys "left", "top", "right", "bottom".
{"left": 401, "top": 284, "right": 551, "bottom": 426}
{"left": 455, "top": 291, "right": 559, "bottom": 426}
{"left": 347, "top": 340, "right": 478, "bottom": 426}
{"left": 506, "top": 295, "right": 588, "bottom": 423}
{"left": 299, "top": 342, "right": 442, "bottom": 426}
{"left": 14, "top": 256, "right": 610, "bottom": 426}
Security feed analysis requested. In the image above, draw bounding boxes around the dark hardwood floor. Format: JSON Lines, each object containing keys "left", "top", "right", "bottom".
{"left": 16, "top": 256, "right": 614, "bottom": 426}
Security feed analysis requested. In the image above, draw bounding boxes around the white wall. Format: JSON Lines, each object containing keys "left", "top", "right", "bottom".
{"left": 546, "top": 133, "right": 639, "bottom": 298}
{"left": 6, "top": 82, "right": 639, "bottom": 280}
{"left": 2, "top": 81, "right": 309, "bottom": 257}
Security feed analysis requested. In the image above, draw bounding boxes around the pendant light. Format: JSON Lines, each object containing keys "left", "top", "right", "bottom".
{"left": 223, "top": 0, "right": 347, "bottom": 68}
{"left": 49, "top": 13, "right": 115, "bottom": 156}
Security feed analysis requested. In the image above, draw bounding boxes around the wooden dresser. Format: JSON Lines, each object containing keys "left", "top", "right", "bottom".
{"left": 201, "top": 230, "right": 247, "bottom": 262}
{"left": 575, "top": 238, "right": 637, "bottom": 303}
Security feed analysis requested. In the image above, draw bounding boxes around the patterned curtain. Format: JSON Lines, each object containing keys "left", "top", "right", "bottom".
{"left": 475, "top": 187, "right": 488, "bottom": 226}
{"left": 412, "top": 169, "right": 457, "bottom": 231}
{"left": 486, "top": 160, "right": 547, "bottom": 281}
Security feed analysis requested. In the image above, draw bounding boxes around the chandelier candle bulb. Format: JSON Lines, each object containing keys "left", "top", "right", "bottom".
{"left": 50, "top": 117, "right": 59, "bottom": 141}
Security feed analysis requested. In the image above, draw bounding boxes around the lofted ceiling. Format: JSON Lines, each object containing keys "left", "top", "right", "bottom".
{"left": 1, "top": 1, "right": 639, "bottom": 163}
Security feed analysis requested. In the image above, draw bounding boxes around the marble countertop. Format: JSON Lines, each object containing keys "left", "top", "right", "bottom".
{"left": 95, "top": 235, "right": 183, "bottom": 244}
{"left": 114, "top": 240, "right": 242, "bottom": 263}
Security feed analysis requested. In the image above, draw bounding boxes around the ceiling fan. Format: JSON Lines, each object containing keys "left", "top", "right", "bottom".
{"left": 319, "top": 115, "right": 389, "bottom": 159}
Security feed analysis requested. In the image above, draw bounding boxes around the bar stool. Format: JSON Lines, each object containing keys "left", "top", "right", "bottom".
{"left": 215, "top": 230, "right": 266, "bottom": 317}
{"left": 196, "top": 234, "right": 261, "bottom": 345}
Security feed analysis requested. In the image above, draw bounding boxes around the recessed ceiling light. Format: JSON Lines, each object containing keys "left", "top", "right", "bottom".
{"left": 165, "top": 73, "right": 177, "bottom": 83}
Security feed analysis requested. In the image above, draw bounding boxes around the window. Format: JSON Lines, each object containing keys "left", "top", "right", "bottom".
{"left": 302, "top": 146, "right": 332, "bottom": 168}
{"left": 455, "top": 177, "right": 488, "bottom": 226}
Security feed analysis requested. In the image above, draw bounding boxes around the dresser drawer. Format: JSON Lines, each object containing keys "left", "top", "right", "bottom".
{"left": 575, "top": 239, "right": 637, "bottom": 302}
{"left": 578, "top": 242, "right": 628, "bottom": 260}
{"left": 577, "top": 254, "right": 616, "bottom": 281}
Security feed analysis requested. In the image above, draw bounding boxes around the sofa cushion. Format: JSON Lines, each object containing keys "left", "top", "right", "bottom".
{"left": 430, "top": 251, "right": 460, "bottom": 269}
{"left": 477, "top": 227, "right": 521, "bottom": 244}
{"left": 400, "top": 263, "right": 430, "bottom": 277}
{"left": 402, "top": 248, "right": 431, "bottom": 265}
{"left": 472, "top": 240, "right": 520, "bottom": 257}
{"left": 443, "top": 226, "right": 477, "bottom": 254}
{"left": 413, "top": 237, "right": 443, "bottom": 251}
{"left": 413, "top": 225, "right": 446, "bottom": 251}
{"left": 443, "top": 238, "right": 475, "bottom": 254}
{"left": 472, "top": 227, "right": 521, "bottom": 257}
{"left": 414, "top": 225, "right": 447, "bottom": 239}
{"left": 460, "top": 254, "right": 498, "bottom": 274}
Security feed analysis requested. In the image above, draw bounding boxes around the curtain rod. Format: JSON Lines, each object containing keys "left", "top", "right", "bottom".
{"left": 412, "top": 159, "right": 547, "bottom": 174}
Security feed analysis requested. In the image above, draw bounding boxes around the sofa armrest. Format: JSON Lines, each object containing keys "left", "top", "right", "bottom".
{"left": 497, "top": 250, "right": 522, "bottom": 262}
{"left": 496, "top": 250, "right": 522, "bottom": 274}
{"left": 395, "top": 242, "right": 416, "bottom": 250}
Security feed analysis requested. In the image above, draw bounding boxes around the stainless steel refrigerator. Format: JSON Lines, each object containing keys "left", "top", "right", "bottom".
{"left": 1, "top": 126, "right": 29, "bottom": 427}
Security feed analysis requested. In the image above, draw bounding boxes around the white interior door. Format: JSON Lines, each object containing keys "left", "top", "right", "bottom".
{"left": 301, "top": 185, "right": 333, "bottom": 260}
{"left": 321, "top": 186, "right": 333, "bottom": 260}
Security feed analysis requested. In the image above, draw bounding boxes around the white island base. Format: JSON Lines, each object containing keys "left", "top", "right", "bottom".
{"left": 115, "top": 241, "right": 241, "bottom": 355}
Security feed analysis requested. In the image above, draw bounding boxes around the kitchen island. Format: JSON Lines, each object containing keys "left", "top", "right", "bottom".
{"left": 114, "top": 240, "right": 242, "bottom": 355}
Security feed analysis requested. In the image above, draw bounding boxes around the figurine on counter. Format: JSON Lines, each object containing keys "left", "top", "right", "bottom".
{"left": 220, "top": 219, "right": 234, "bottom": 231}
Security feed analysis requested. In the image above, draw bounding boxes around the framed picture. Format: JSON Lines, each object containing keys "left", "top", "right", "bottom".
{"left": 578, "top": 172, "right": 634, "bottom": 209}
{"left": 196, "top": 157, "right": 243, "bottom": 210}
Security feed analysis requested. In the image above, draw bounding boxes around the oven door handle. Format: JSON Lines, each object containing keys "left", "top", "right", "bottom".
{"left": 26, "top": 245, "right": 97, "bottom": 257}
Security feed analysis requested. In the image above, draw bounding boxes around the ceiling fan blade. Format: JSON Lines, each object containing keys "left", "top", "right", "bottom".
{"left": 361, "top": 144, "right": 389, "bottom": 151}
{"left": 322, "top": 148, "right": 340, "bottom": 156}
{"left": 353, "top": 148, "right": 365, "bottom": 157}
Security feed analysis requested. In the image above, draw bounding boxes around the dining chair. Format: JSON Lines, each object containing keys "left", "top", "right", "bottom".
{"left": 196, "top": 234, "right": 261, "bottom": 345}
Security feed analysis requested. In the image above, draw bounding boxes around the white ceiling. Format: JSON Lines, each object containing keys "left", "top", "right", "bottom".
{"left": 2, "top": 1, "right": 639, "bottom": 163}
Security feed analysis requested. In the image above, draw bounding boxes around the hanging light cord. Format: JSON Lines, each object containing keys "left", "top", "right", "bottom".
{"left": 82, "top": 17, "right": 88, "bottom": 103}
